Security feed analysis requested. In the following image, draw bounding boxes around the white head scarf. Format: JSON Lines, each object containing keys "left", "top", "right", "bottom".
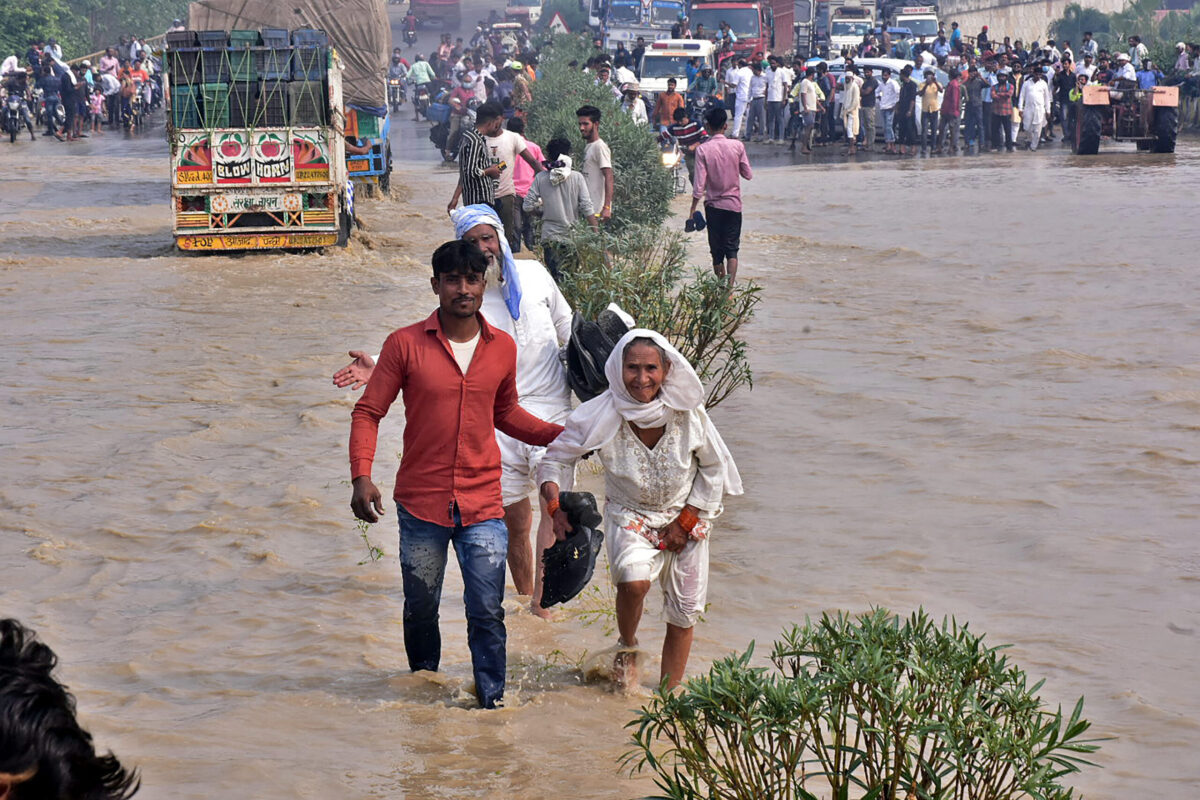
{"left": 556, "top": 329, "right": 743, "bottom": 495}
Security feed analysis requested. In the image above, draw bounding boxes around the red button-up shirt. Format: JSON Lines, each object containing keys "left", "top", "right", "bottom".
{"left": 350, "top": 310, "right": 563, "bottom": 526}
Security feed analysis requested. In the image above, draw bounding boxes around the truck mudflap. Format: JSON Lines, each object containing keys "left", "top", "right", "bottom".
{"left": 177, "top": 232, "right": 340, "bottom": 250}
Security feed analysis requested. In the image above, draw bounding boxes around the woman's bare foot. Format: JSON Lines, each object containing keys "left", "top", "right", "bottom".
{"left": 530, "top": 601, "right": 553, "bottom": 620}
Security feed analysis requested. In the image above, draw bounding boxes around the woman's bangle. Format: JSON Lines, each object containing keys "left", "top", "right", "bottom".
{"left": 547, "top": 498, "right": 560, "bottom": 516}
{"left": 678, "top": 507, "right": 699, "bottom": 533}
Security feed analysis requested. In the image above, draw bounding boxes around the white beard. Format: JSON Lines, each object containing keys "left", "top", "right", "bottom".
{"left": 485, "top": 252, "right": 503, "bottom": 286}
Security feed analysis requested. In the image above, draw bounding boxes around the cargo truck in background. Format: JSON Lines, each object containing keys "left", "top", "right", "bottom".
{"left": 827, "top": 1, "right": 872, "bottom": 54}
{"left": 602, "top": 0, "right": 686, "bottom": 52}
{"left": 689, "top": 0, "right": 775, "bottom": 61}
{"left": 165, "top": 28, "right": 352, "bottom": 251}
{"left": 886, "top": 4, "right": 938, "bottom": 39}
{"left": 169, "top": 0, "right": 391, "bottom": 252}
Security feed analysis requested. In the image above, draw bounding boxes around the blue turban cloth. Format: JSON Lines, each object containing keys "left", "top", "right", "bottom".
{"left": 452, "top": 204, "right": 522, "bottom": 320}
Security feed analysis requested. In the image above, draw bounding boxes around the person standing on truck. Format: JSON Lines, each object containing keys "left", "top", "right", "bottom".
{"left": 448, "top": 102, "right": 505, "bottom": 215}
{"left": 577, "top": 105, "right": 613, "bottom": 223}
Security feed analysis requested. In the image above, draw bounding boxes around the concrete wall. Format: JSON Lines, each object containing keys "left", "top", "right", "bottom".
{"left": 938, "top": 0, "right": 1127, "bottom": 47}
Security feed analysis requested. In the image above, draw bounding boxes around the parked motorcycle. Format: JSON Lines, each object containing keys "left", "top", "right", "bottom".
{"left": 388, "top": 78, "right": 406, "bottom": 112}
{"left": 5, "top": 93, "right": 28, "bottom": 143}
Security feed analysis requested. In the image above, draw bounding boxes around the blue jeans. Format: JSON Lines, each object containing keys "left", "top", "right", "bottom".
{"left": 397, "top": 503, "right": 508, "bottom": 708}
{"left": 881, "top": 107, "right": 896, "bottom": 143}
{"left": 964, "top": 105, "right": 984, "bottom": 146}
{"left": 44, "top": 97, "right": 60, "bottom": 132}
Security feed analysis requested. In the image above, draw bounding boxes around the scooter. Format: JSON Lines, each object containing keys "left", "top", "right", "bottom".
{"left": 388, "top": 78, "right": 406, "bottom": 112}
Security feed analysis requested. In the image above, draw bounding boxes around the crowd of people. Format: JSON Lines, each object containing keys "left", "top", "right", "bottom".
{"left": 0, "top": 35, "right": 161, "bottom": 142}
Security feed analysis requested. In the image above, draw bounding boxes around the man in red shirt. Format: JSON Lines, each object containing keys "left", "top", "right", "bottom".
{"left": 349, "top": 240, "right": 563, "bottom": 708}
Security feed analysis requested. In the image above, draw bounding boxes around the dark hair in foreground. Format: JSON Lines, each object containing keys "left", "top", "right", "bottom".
{"left": 704, "top": 106, "right": 728, "bottom": 131}
{"left": 432, "top": 239, "right": 488, "bottom": 277}
{"left": 0, "top": 619, "right": 140, "bottom": 800}
{"left": 576, "top": 104, "right": 602, "bottom": 123}
{"left": 505, "top": 116, "right": 525, "bottom": 134}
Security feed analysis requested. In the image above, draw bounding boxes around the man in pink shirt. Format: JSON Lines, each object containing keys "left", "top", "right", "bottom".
{"left": 506, "top": 117, "right": 542, "bottom": 252}
{"left": 689, "top": 107, "right": 753, "bottom": 284}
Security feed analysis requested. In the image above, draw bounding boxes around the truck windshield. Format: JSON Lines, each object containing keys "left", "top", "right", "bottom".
{"left": 689, "top": 8, "right": 760, "bottom": 39}
{"left": 651, "top": 0, "right": 684, "bottom": 24}
{"left": 640, "top": 54, "right": 692, "bottom": 78}
{"left": 895, "top": 17, "right": 937, "bottom": 36}
{"left": 831, "top": 20, "right": 872, "bottom": 37}
{"left": 609, "top": 1, "right": 641, "bottom": 23}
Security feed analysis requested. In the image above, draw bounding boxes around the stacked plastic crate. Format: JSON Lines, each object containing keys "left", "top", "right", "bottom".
{"left": 166, "top": 28, "right": 329, "bottom": 130}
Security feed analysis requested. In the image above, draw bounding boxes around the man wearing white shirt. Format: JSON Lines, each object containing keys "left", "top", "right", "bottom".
{"left": 1018, "top": 70, "right": 1052, "bottom": 150}
{"left": 766, "top": 57, "right": 793, "bottom": 143}
{"left": 877, "top": 66, "right": 900, "bottom": 154}
{"left": 731, "top": 59, "right": 753, "bottom": 138}
{"left": 746, "top": 63, "right": 768, "bottom": 141}
{"left": 485, "top": 127, "right": 545, "bottom": 251}
{"left": 332, "top": 208, "right": 574, "bottom": 616}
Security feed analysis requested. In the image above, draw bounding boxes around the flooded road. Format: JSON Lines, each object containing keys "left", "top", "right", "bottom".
{"left": 3, "top": 12, "right": 1200, "bottom": 799}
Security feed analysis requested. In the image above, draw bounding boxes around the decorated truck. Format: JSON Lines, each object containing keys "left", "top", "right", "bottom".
{"left": 168, "top": 0, "right": 390, "bottom": 251}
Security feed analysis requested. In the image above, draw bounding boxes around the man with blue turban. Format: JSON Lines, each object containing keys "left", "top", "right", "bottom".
{"left": 334, "top": 205, "right": 575, "bottom": 616}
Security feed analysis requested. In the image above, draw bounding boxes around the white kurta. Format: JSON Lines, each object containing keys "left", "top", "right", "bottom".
{"left": 1018, "top": 80, "right": 1051, "bottom": 126}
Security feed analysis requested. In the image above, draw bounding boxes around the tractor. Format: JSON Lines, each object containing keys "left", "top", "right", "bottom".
{"left": 1072, "top": 83, "right": 1178, "bottom": 155}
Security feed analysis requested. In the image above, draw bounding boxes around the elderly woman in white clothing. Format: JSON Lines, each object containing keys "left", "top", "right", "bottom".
{"left": 537, "top": 329, "right": 743, "bottom": 689}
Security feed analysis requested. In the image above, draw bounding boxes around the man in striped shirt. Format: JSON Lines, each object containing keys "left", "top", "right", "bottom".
{"left": 448, "top": 101, "right": 504, "bottom": 215}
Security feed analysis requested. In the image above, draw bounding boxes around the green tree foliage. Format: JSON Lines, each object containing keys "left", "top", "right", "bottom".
{"left": 626, "top": 608, "right": 1105, "bottom": 800}
{"left": 74, "top": 0, "right": 187, "bottom": 52}
{"left": 1051, "top": 0, "right": 1200, "bottom": 73}
{"left": 0, "top": 0, "right": 82, "bottom": 61}
{"left": 538, "top": 0, "right": 590, "bottom": 35}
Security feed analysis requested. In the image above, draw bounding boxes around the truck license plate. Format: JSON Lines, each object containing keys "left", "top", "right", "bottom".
{"left": 177, "top": 233, "right": 338, "bottom": 251}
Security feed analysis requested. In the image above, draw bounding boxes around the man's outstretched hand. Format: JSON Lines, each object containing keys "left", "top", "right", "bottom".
{"left": 332, "top": 351, "right": 375, "bottom": 390}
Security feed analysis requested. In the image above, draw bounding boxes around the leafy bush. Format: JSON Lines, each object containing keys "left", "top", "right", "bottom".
{"left": 626, "top": 608, "right": 1103, "bottom": 800}
{"left": 555, "top": 224, "right": 760, "bottom": 409}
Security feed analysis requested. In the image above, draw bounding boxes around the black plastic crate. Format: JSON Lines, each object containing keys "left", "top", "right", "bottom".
{"left": 288, "top": 80, "right": 327, "bottom": 126}
{"left": 228, "top": 81, "right": 257, "bottom": 127}
{"left": 256, "top": 88, "right": 289, "bottom": 127}
{"left": 291, "top": 46, "right": 327, "bottom": 80}
{"left": 169, "top": 48, "right": 201, "bottom": 85}
{"left": 165, "top": 30, "right": 197, "bottom": 48}
{"left": 261, "top": 27, "right": 289, "bottom": 48}
{"left": 197, "top": 30, "right": 229, "bottom": 47}
{"left": 201, "top": 48, "right": 229, "bottom": 83}
{"left": 257, "top": 47, "right": 291, "bottom": 80}
{"left": 290, "top": 28, "right": 329, "bottom": 46}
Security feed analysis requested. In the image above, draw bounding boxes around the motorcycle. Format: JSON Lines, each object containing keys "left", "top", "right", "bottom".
{"left": 388, "top": 78, "right": 406, "bottom": 112}
{"left": 413, "top": 82, "right": 431, "bottom": 120}
{"left": 404, "top": 28, "right": 418, "bottom": 48}
{"left": 5, "top": 93, "right": 28, "bottom": 143}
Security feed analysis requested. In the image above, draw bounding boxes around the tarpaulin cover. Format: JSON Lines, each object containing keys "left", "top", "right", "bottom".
{"left": 188, "top": 0, "right": 389, "bottom": 112}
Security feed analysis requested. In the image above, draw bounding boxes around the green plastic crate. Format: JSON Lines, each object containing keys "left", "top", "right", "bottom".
{"left": 228, "top": 48, "right": 255, "bottom": 81}
{"left": 202, "top": 83, "right": 230, "bottom": 128}
{"left": 357, "top": 113, "right": 381, "bottom": 139}
{"left": 229, "top": 29, "right": 260, "bottom": 46}
{"left": 171, "top": 84, "right": 202, "bottom": 128}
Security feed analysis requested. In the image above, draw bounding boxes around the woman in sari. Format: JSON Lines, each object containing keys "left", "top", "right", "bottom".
{"left": 538, "top": 330, "right": 743, "bottom": 689}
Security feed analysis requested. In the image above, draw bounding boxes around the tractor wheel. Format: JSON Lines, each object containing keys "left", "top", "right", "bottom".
{"left": 1074, "top": 105, "right": 1102, "bottom": 155}
{"left": 1152, "top": 106, "right": 1178, "bottom": 154}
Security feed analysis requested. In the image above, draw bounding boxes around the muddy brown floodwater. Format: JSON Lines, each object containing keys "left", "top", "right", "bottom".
{"left": 2, "top": 10, "right": 1199, "bottom": 799}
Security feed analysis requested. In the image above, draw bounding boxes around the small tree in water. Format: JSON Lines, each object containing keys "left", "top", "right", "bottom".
{"left": 625, "top": 608, "right": 1104, "bottom": 800}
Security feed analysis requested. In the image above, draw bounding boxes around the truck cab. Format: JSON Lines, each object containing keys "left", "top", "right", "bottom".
{"left": 505, "top": 0, "right": 544, "bottom": 27}
{"left": 689, "top": 1, "right": 775, "bottom": 60}
{"left": 638, "top": 39, "right": 717, "bottom": 96}
{"left": 828, "top": 3, "right": 872, "bottom": 55}
{"left": 890, "top": 6, "right": 939, "bottom": 40}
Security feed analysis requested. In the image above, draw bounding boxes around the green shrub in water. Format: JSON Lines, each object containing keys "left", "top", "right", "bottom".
{"left": 625, "top": 608, "right": 1103, "bottom": 800}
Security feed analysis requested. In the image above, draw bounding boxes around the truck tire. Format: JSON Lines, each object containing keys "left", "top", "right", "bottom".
{"left": 336, "top": 205, "right": 353, "bottom": 246}
{"left": 1074, "top": 105, "right": 1102, "bottom": 155}
{"left": 1152, "top": 107, "right": 1178, "bottom": 154}
{"left": 380, "top": 146, "right": 392, "bottom": 194}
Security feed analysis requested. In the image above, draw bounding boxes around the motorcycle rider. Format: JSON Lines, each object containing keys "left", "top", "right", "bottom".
{"left": 3, "top": 66, "right": 37, "bottom": 141}
{"left": 407, "top": 53, "right": 436, "bottom": 120}
{"left": 688, "top": 65, "right": 719, "bottom": 110}
{"left": 403, "top": 10, "right": 419, "bottom": 45}
{"left": 35, "top": 65, "right": 65, "bottom": 140}
{"left": 388, "top": 55, "right": 408, "bottom": 108}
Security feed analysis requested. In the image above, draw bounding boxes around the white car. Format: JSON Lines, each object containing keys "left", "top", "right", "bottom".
{"left": 804, "top": 56, "right": 950, "bottom": 137}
